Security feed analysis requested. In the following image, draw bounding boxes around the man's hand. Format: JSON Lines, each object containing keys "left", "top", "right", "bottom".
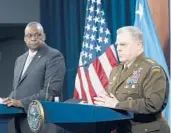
{"left": 3, "top": 97, "right": 22, "bottom": 108}
{"left": 79, "top": 100, "right": 93, "bottom": 105}
{"left": 94, "top": 93, "right": 119, "bottom": 108}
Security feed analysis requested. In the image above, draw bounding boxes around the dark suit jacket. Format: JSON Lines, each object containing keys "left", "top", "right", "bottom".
{"left": 9, "top": 44, "right": 66, "bottom": 133}
{"left": 108, "top": 53, "right": 170, "bottom": 133}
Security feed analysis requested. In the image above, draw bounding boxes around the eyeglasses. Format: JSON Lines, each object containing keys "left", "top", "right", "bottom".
{"left": 25, "top": 33, "right": 42, "bottom": 38}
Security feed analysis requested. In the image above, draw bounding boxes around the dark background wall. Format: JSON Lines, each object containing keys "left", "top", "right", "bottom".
{"left": 0, "top": 1, "right": 40, "bottom": 132}
{"left": 0, "top": 0, "right": 40, "bottom": 98}
{"left": 0, "top": 0, "right": 40, "bottom": 23}
{"left": 0, "top": 26, "right": 26, "bottom": 97}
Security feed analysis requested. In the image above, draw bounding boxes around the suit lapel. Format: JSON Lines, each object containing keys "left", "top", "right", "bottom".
{"left": 18, "top": 44, "right": 47, "bottom": 84}
{"left": 15, "top": 52, "right": 28, "bottom": 85}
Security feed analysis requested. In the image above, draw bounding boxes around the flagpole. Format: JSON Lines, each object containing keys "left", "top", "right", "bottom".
{"left": 170, "top": 0, "right": 171, "bottom": 76}
{"left": 169, "top": 0, "right": 171, "bottom": 126}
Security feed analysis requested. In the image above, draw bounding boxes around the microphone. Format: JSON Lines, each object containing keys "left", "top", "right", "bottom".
{"left": 45, "top": 75, "right": 53, "bottom": 101}
{"left": 66, "top": 63, "right": 90, "bottom": 72}
{"left": 38, "top": 74, "right": 56, "bottom": 101}
{"left": 43, "top": 62, "right": 90, "bottom": 102}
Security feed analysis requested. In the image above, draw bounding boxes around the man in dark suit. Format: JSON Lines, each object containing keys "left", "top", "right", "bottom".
{"left": 94, "top": 26, "right": 170, "bottom": 133}
{"left": 3, "top": 22, "right": 66, "bottom": 133}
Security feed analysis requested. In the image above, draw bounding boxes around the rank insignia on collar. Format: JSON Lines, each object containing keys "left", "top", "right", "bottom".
{"left": 113, "top": 76, "right": 116, "bottom": 81}
{"left": 146, "top": 59, "right": 155, "bottom": 64}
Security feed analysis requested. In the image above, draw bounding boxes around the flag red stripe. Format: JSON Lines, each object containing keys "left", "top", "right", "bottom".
{"left": 106, "top": 47, "right": 118, "bottom": 67}
{"left": 77, "top": 68, "right": 87, "bottom": 100}
{"left": 92, "top": 58, "right": 109, "bottom": 89}
{"left": 74, "top": 88, "right": 79, "bottom": 99}
{"left": 85, "top": 71, "right": 97, "bottom": 99}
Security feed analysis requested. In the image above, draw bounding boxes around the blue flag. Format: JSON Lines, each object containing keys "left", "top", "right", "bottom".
{"left": 134, "top": 0, "right": 170, "bottom": 126}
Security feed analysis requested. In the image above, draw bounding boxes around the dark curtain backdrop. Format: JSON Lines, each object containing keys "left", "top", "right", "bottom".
{"left": 40, "top": 0, "right": 136, "bottom": 100}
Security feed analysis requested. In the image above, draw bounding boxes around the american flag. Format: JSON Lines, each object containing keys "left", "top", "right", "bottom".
{"left": 74, "top": 0, "right": 118, "bottom": 104}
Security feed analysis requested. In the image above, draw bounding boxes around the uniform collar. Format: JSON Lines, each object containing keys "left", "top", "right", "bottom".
{"left": 123, "top": 53, "right": 145, "bottom": 69}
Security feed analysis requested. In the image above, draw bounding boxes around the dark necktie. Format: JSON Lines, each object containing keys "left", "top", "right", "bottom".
{"left": 119, "top": 66, "right": 128, "bottom": 82}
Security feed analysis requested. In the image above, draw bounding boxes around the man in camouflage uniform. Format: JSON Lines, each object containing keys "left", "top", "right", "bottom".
{"left": 94, "top": 26, "right": 170, "bottom": 133}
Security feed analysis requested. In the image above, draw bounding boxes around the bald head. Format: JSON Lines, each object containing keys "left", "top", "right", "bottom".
{"left": 24, "top": 22, "right": 45, "bottom": 51}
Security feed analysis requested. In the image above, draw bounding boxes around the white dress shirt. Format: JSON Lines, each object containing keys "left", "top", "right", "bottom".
{"left": 21, "top": 50, "right": 37, "bottom": 77}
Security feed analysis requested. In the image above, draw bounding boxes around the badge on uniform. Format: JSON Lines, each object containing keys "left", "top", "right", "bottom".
{"left": 113, "top": 76, "right": 116, "bottom": 81}
{"left": 113, "top": 73, "right": 118, "bottom": 80}
{"left": 109, "top": 75, "right": 117, "bottom": 85}
{"left": 124, "top": 85, "right": 129, "bottom": 88}
{"left": 131, "top": 84, "right": 135, "bottom": 88}
{"left": 126, "top": 68, "right": 143, "bottom": 88}
{"left": 109, "top": 81, "right": 113, "bottom": 85}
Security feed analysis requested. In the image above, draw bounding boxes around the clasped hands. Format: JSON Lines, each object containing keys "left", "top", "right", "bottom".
{"left": 94, "top": 92, "right": 119, "bottom": 108}
{"left": 3, "top": 97, "right": 22, "bottom": 107}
